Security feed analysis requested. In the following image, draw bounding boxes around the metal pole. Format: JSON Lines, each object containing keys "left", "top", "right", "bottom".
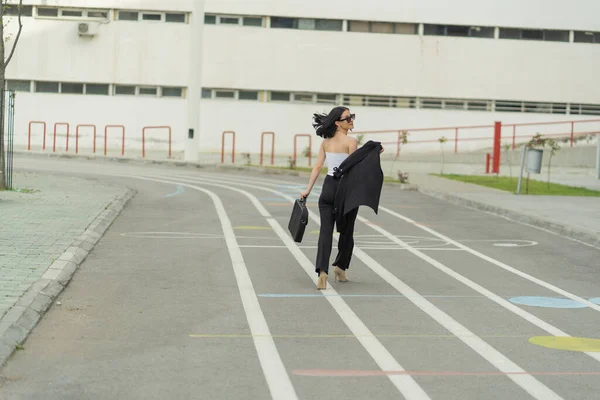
{"left": 184, "top": 0, "right": 205, "bottom": 162}
{"left": 596, "top": 135, "right": 600, "bottom": 180}
{"left": 516, "top": 145, "right": 527, "bottom": 195}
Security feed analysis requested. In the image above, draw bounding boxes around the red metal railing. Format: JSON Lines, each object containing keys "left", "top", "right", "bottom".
{"left": 53, "top": 123, "right": 69, "bottom": 153}
{"left": 75, "top": 124, "right": 96, "bottom": 154}
{"left": 260, "top": 131, "right": 275, "bottom": 165}
{"left": 104, "top": 125, "right": 126, "bottom": 156}
{"left": 503, "top": 119, "right": 600, "bottom": 149}
{"left": 142, "top": 126, "right": 172, "bottom": 158}
{"left": 28, "top": 121, "right": 46, "bottom": 150}
{"left": 293, "top": 134, "right": 312, "bottom": 167}
{"left": 221, "top": 131, "right": 236, "bottom": 163}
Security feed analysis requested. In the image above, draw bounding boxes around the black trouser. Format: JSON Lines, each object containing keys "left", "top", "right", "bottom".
{"left": 315, "top": 175, "right": 359, "bottom": 275}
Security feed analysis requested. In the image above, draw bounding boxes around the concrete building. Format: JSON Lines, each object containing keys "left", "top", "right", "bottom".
{"left": 5, "top": 0, "right": 600, "bottom": 163}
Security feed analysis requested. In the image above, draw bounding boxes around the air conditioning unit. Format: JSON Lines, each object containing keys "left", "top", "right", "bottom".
{"left": 78, "top": 22, "right": 99, "bottom": 37}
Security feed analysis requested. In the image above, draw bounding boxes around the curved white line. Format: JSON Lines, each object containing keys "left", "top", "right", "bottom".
{"left": 143, "top": 172, "right": 563, "bottom": 400}
{"left": 127, "top": 176, "right": 299, "bottom": 400}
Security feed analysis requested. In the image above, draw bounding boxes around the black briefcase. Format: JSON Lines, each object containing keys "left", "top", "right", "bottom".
{"left": 288, "top": 197, "right": 309, "bottom": 243}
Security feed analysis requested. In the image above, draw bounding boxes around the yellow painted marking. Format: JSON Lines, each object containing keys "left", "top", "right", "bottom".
{"left": 233, "top": 226, "right": 272, "bottom": 230}
{"left": 190, "top": 334, "right": 530, "bottom": 339}
{"left": 529, "top": 336, "right": 600, "bottom": 352}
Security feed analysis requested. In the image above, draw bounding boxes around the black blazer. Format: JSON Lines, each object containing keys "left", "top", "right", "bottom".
{"left": 332, "top": 140, "right": 384, "bottom": 234}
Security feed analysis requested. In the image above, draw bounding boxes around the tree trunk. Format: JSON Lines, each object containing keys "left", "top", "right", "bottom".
{"left": 0, "top": 6, "right": 6, "bottom": 191}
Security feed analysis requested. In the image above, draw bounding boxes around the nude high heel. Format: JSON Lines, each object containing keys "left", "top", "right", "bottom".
{"left": 317, "top": 271, "right": 328, "bottom": 290}
{"left": 334, "top": 266, "right": 348, "bottom": 282}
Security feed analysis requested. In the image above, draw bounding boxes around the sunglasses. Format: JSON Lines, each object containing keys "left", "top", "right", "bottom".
{"left": 339, "top": 114, "right": 356, "bottom": 123}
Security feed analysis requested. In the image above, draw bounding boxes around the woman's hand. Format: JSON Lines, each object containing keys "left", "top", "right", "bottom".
{"left": 300, "top": 189, "right": 310, "bottom": 199}
{"left": 380, "top": 146, "right": 385, "bottom": 154}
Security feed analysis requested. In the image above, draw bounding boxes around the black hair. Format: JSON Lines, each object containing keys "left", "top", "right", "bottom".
{"left": 312, "top": 106, "right": 349, "bottom": 138}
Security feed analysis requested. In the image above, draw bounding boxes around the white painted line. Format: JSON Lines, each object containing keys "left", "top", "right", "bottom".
{"left": 193, "top": 173, "right": 597, "bottom": 310}
{"left": 378, "top": 205, "right": 600, "bottom": 313}
{"left": 157, "top": 173, "right": 563, "bottom": 400}
{"left": 126, "top": 175, "right": 298, "bottom": 400}
{"left": 154, "top": 177, "right": 432, "bottom": 399}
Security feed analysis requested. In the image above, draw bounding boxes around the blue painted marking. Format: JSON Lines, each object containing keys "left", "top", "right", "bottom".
{"left": 508, "top": 296, "right": 588, "bottom": 309}
{"left": 165, "top": 185, "right": 185, "bottom": 198}
{"left": 589, "top": 298, "right": 600, "bottom": 305}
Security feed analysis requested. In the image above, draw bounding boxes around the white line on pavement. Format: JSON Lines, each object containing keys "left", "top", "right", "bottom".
{"left": 126, "top": 175, "right": 299, "bottom": 400}
{"left": 156, "top": 173, "right": 563, "bottom": 400}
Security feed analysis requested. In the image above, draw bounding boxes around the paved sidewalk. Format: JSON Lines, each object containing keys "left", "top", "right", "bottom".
{"left": 0, "top": 171, "right": 132, "bottom": 366}
{"left": 409, "top": 173, "right": 600, "bottom": 248}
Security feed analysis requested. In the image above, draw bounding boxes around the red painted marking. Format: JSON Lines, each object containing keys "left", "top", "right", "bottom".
{"left": 293, "top": 369, "right": 600, "bottom": 377}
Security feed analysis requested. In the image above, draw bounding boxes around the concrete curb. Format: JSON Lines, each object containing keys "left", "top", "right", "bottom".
{"left": 419, "top": 188, "right": 600, "bottom": 248}
{"left": 0, "top": 187, "right": 136, "bottom": 368}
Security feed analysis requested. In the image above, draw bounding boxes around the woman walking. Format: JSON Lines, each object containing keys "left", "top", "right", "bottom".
{"left": 301, "top": 106, "right": 384, "bottom": 290}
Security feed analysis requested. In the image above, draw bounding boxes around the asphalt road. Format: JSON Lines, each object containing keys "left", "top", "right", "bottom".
{"left": 1, "top": 156, "right": 599, "bottom": 400}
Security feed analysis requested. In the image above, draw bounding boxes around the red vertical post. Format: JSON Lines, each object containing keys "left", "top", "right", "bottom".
{"left": 454, "top": 128, "right": 459, "bottom": 153}
{"left": 512, "top": 125, "right": 516, "bottom": 150}
{"left": 570, "top": 122, "right": 574, "bottom": 148}
{"left": 492, "top": 121, "right": 501, "bottom": 174}
{"left": 485, "top": 153, "right": 491, "bottom": 174}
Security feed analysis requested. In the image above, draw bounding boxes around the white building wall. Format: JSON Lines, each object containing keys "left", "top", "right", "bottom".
{"left": 4, "top": 0, "right": 600, "bottom": 160}
{"left": 202, "top": 25, "right": 599, "bottom": 104}
{"left": 205, "top": 0, "right": 600, "bottom": 32}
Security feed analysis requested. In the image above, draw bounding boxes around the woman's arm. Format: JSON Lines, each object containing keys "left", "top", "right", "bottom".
{"left": 300, "top": 142, "right": 325, "bottom": 198}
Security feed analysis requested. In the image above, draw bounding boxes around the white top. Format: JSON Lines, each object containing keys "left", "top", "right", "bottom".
{"left": 325, "top": 152, "right": 349, "bottom": 176}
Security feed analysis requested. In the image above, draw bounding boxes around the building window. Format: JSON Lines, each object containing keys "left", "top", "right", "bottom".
{"left": 467, "top": 101, "right": 491, "bottom": 111}
{"left": 115, "top": 85, "right": 136, "bottom": 95}
{"left": 88, "top": 10, "right": 109, "bottom": 19}
{"left": 215, "top": 90, "right": 235, "bottom": 99}
{"left": 35, "top": 82, "right": 60, "bottom": 93}
{"left": 118, "top": 11, "right": 139, "bottom": 21}
{"left": 521, "top": 29, "right": 544, "bottom": 41}
{"left": 201, "top": 89, "right": 212, "bottom": 98}
{"left": 86, "top": 84, "right": 109, "bottom": 95}
{"left": 301, "top": 19, "right": 343, "bottom": 31}
{"left": 139, "top": 87, "right": 158, "bottom": 96}
{"left": 574, "top": 31, "right": 600, "bottom": 43}
{"left": 495, "top": 101, "right": 523, "bottom": 112}
{"left": 61, "top": 83, "right": 84, "bottom": 94}
{"left": 61, "top": 9, "right": 83, "bottom": 17}
{"left": 239, "top": 90, "right": 259, "bottom": 100}
{"left": 271, "top": 17, "right": 297, "bottom": 29}
{"left": 270, "top": 91, "right": 291, "bottom": 101}
{"left": 166, "top": 13, "right": 186, "bottom": 23}
{"left": 317, "top": 94, "right": 337, "bottom": 104}
{"left": 142, "top": 13, "right": 162, "bottom": 21}
{"left": 6, "top": 80, "right": 31, "bottom": 92}
{"left": 349, "top": 20, "right": 416, "bottom": 34}
{"left": 445, "top": 100, "right": 466, "bottom": 110}
{"left": 243, "top": 17, "right": 263, "bottom": 27}
{"left": 220, "top": 16, "right": 240, "bottom": 25}
{"left": 205, "top": 15, "right": 216, "bottom": 24}
{"left": 293, "top": 93, "right": 315, "bottom": 102}
{"left": 544, "top": 30, "right": 569, "bottom": 42}
{"left": 370, "top": 22, "right": 394, "bottom": 34}
{"left": 570, "top": 104, "right": 600, "bottom": 116}
{"left": 162, "top": 87, "right": 184, "bottom": 97}
{"left": 37, "top": 7, "right": 59, "bottom": 17}
{"left": 499, "top": 28, "right": 521, "bottom": 39}
{"left": 348, "top": 21, "right": 369, "bottom": 32}
{"left": 424, "top": 24, "right": 493, "bottom": 38}
{"left": 421, "top": 99, "right": 443, "bottom": 109}
{"left": 499, "top": 28, "right": 568, "bottom": 42}
{"left": 4, "top": 5, "right": 33, "bottom": 16}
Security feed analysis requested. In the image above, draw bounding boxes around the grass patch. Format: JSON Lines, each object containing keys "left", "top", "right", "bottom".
{"left": 434, "top": 174, "right": 600, "bottom": 196}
